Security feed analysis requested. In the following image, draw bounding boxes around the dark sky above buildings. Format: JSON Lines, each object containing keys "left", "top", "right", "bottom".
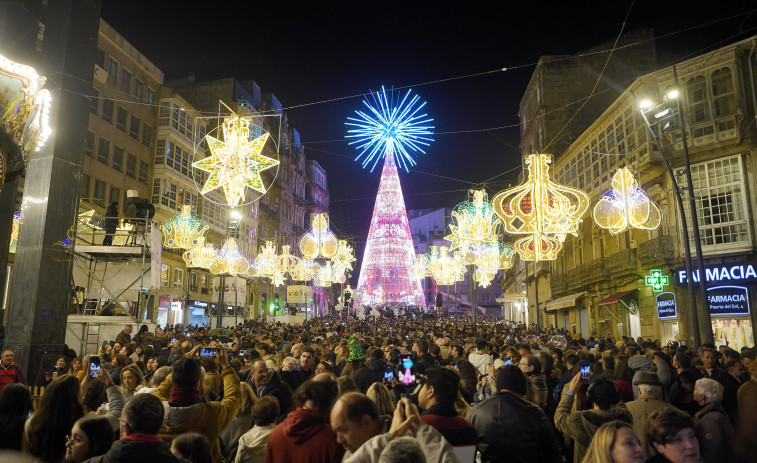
{"left": 101, "top": 1, "right": 756, "bottom": 245}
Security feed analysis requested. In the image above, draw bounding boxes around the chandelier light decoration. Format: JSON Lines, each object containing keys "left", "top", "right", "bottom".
{"left": 277, "top": 245, "right": 300, "bottom": 275}
{"left": 299, "top": 212, "right": 338, "bottom": 260}
{"left": 255, "top": 241, "right": 279, "bottom": 278}
{"left": 160, "top": 205, "right": 209, "bottom": 249}
{"left": 347, "top": 86, "right": 432, "bottom": 306}
{"left": 183, "top": 242, "right": 217, "bottom": 269}
{"left": 290, "top": 259, "right": 317, "bottom": 282}
{"left": 593, "top": 167, "right": 662, "bottom": 235}
{"left": 492, "top": 154, "right": 590, "bottom": 261}
{"left": 209, "top": 238, "right": 250, "bottom": 275}
{"left": 428, "top": 246, "right": 465, "bottom": 286}
{"left": 192, "top": 114, "right": 279, "bottom": 206}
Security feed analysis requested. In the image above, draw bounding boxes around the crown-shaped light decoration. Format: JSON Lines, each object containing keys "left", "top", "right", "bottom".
{"left": 161, "top": 205, "right": 209, "bottom": 249}
{"left": 290, "top": 259, "right": 317, "bottom": 282}
{"left": 299, "top": 213, "right": 338, "bottom": 259}
{"left": 209, "top": 238, "right": 250, "bottom": 275}
{"left": 492, "top": 154, "right": 590, "bottom": 261}
{"left": 412, "top": 252, "right": 433, "bottom": 280}
{"left": 192, "top": 114, "right": 279, "bottom": 206}
{"left": 428, "top": 246, "right": 465, "bottom": 286}
{"left": 183, "top": 243, "right": 217, "bottom": 269}
{"left": 593, "top": 167, "right": 662, "bottom": 235}
{"left": 446, "top": 190, "right": 499, "bottom": 252}
{"left": 255, "top": 241, "right": 279, "bottom": 278}
{"left": 278, "top": 245, "right": 300, "bottom": 274}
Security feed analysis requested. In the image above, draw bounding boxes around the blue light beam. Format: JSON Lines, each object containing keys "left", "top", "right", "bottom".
{"left": 346, "top": 86, "right": 434, "bottom": 172}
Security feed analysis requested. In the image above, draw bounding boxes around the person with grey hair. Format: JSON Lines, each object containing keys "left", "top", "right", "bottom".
{"left": 625, "top": 371, "right": 669, "bottom": 457}
{"left": 693, "top": 378, "right": 734, "bottom": 463}
{"left": 378, "top": 437, "right": 426, "bottom": 463}
{"left": 135, "top": 365, "right": 173, "bottom": 395}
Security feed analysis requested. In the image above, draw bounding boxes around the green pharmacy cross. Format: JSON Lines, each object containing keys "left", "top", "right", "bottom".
{"left": 645, "top": 269, "right": 669, "bottom": 292}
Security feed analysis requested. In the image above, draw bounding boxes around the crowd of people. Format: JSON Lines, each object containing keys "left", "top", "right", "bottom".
{"left": 0, "top": 316, "right": 755, "bottom": 463}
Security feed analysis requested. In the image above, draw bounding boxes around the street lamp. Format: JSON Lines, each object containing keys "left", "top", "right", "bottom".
{"left": 634, "top": 70, "right": 713, "bottom": 346}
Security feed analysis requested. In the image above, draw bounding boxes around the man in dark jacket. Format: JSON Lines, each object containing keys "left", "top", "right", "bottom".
{"left": 84, "top": 393, "right": 183, "bottom": 463}
{"left": 419, "top": 366, "right": 477, "bottom": 448}
{"left": 466, "top": 365, "right": 561, "bottom": 463}
{"left": 414, "top": 340, "right": 438, "bottom": 374}
{"left": 246, "top": 359, "right": 293, "bottom": 422}
{"left": 352, "top": 348, "right": 387, "bottom": 393}
{"left": 279, "top": 345, "right": 315, "bottom": 392}
{"left": 102, "top": 201, "right": 118, "bottom": 246}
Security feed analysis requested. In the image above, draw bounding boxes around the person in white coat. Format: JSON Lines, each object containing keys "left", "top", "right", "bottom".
{"left": 235, "top": 396, "right": 279, "bottom": 463}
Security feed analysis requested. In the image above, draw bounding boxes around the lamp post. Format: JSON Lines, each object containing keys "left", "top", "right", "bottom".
{"left": 635, "top": 75, "right": 713, "bottom": 346}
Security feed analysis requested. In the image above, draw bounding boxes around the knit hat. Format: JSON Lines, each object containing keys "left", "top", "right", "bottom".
{"left": 346, "top": 336, "right": 366, "bottom": 362}
{"left": 495, "top": 365, "right": 528, "bottom": 395}
{"left": 628, "top": 355, "right": 653, "bottom": 371}
{"left": 633, "top": 371, "right": 663, "bottom": 387}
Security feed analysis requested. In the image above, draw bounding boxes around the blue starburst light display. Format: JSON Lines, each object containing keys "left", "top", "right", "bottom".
{"left": 346, "top": 86, "right": 434, "bottom": 172}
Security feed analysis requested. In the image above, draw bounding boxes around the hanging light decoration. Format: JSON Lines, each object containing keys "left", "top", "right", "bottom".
{"left": 412, "top": 252, "right": 432, "bottom": 280}
{"left": 299, "top": 212, "right": 338, "bottom": 259}
{"left": 314, "top": 260, "right": 334, "bottom": 287}
{"left": 160, "top": 205, "right": 209, "bottom": 249}
{"left": 332, "top": 240, "right": 356, "bottom": 273}
{"left": 209, "top": 238, "right": 250, "bottom": 275}
{"left": 593, "top": 167, "right": 662, "bottom": 235}
{"left": 192, "top": 114, "right": 279, "bottom": 206}
{"left": 255, "top": 241, "right": 278, "bottom": 278}
{"left": 290, "top": 259, "right": 317, "bottom": 281}
{"left": 278, "top": 244, "right": 300, "bottom": 274}
{"left": 9, "top": 211, "right": 20, "bottom": 249}
{"left": 183, "top": 243, "right": 217, "bottom": 269}
{"left": 428, "top": 246, "right": 465, "bottom": 286}
{"left": 446, "top": 189, "right": 499, "bottom": 252}
{"left": 492, "top": 154, "right": 590, "bottom": 261}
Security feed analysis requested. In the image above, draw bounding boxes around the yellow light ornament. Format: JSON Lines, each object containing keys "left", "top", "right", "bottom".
{"left": 192, "top": 115, "right": 279, "bottom": 206}
{"left": 290, "top": 259, "right": 317, "bottom": 281}
{"left": 183, "top": 243, "right": 217, "bottom": 269}
{"left": 10, "top": 212, "right": 19, "bottom": 249}
{"left": 209, "top": 238, "right": 250, "bottom": 275}
{"left": 445, "top": 189, "right": 499, "bottom": 251}
{"left": 160, "top": 205, "right": 209, "bottom": 249}
{"left": 278, "top": 245, "right": 300, "bottom": 274}
{"left": 255, "top": 241, "right": 279, "bottom": 278}
{"left": 492, "top": 154, "right": 590, "bottom": 261}
{"left": 299, "top": 213, "right": 338, "bottom": 259}
{"left": 593, "top": 167, "right": 662, "bottom": 235}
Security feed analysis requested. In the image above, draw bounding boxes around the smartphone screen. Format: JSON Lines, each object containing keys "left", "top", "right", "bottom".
{"left": 504, "top": 358, "right": 511, "bottom": 366}
{"left": 199, "top": 347, "right": 218, "bottom": 358}
{"left": 398, "top": 354, "right": 416, "bottom": 387}
{"left": 89, "top": 357, "right": 101, "bottom": 378}
{"left": 580, "top": 361, "right": 591, "bottom": 381}
{"left": 450, "top": 362, "right": 457, "bottom": 369}
{"left": 490, "top": 354, "right": 495, "bottom": 365}
{"left": 383, "top": 365, "right": 395, "bottom": 385}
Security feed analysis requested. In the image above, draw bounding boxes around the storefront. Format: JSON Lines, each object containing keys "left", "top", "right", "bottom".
{"left": 656, "top": 292, "right": 680, "bottom": 345}
{"left": 186, "top": 299, "right": 211, "bottom": 327}
{"left": 157, "top": 296, "right": 183, "bottom": 328}
{"left": 676, "top": 262, "right": 757, "bottom": 350}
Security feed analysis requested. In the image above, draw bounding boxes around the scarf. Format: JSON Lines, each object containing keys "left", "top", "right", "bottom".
{"left": 168, "top": 386, "right": 202, "bottom": 407}
{"left": 123, "top": 433, "right": 164, "bottom": 442}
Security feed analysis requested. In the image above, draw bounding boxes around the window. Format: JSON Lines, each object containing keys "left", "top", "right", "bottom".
{"left": 89, "top": 90, "right": 100, "bottom": 114}
{"left": 133, "top": 79, "right": 144, "bottom": 102}
{"left": 711, "top": 68, "right": 735, "bottom": 118}
{"left": 171, "top": 103, "right": 179, "bottom": 129}
{"left": 130, "top": 115, "right": 141, "bottom": 139}
{"left": 106, "top": 58, "right": 118, "bottom": 85}
{"left": 95, "top": 48, "right": 105, "bottom": 68}
{"left": 201, "top": 274, "right": 209, "bottom": 294}
{"left": 97, "top": 138, "right": 110, "bottom": 164}
{"left": 93, "top": 179, "right": 106, "bottom": 206}
{"left": 120, "top": 69, "right": 131, "bottom": 94}
{"left": 173, "top": 268, "right": 184, "bottom": 290}
{"left": 190, "top": 272, "right": 198, "bottom": 292}
{"left": 80, "top": 173, "right": 91, "bottom": 199}
{"left": 112, "top": 145, "right": 124, "bottom": 172}
{"left": 155, "top": 139, "right": 166, "bottom": 164}
{"left": 126, "top": 153, "right": 137, "bottom": 178}
{"left": 686, "top": 76, "right": 709, "bottom": 124}
{"left": 109, "top": 186, "right": 121, "bottom": 205}
{"left": 102, "top": 99, "right": 114, "bottom": 123}
{"left": 142, "top": 123, "right": 153, "bottom": 147}
{"left": 678, "top": 155, "right": 751, "bottom": 253}
{"left": 139, "top": 160, "right": 149, "bottom": 184}
{"left": 151, "top": 179, "right": 161, "bottom": 204}
{"left": 161, "top": 265, "right": 170, "bottom": 287}
{"left": 116, "top": 106, "right": 127, "bottom": 132}
{"left": 159, "top": 102, "right": 170, "bottom": 126}
{"left": 146, "top": 88, "right": 156, "bottom": 111}
{"left": 85, "top": 130, "right": 95, "bottom": 157}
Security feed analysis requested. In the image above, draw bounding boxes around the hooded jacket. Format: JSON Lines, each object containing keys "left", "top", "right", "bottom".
{"left": 352, "top": 358, "right": 387, "bottom": 393}
{"left": 468, "top": 351, "right": 490, "bottom": 377}
{"left": 264, "top": 408, "right": 345, "bottom": 463}
{"left": 234, "top": 424, "right": 274, "bottom": 463}
{"left": 554, "top": 394, "right": 632, "bottom": 463}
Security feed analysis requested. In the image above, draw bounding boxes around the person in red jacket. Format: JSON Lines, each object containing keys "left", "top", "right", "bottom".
{"left": 0, "top": 350, "right": 27, "bottom": 393}
{"left": 265, "top": 373, "right": 345, "bottom": 463}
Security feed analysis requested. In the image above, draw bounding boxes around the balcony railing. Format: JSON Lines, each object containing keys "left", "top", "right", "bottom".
{"left": 579, "top": 258, "right": 608, "bottom": 285}
{"left": 639, "top": 235, "right": 675, "bottom": 267}
{"left": 606, "top": 248, "right": 638, "bottom": 274}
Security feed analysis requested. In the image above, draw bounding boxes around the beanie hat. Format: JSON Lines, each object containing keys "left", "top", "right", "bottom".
{"left": 347, "top": 336, "right": 366, "bottom": 362}
{"left": 495, "top": 365, "right": 528, "bottom": 395}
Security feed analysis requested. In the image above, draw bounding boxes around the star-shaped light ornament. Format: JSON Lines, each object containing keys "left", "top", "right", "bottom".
{"left": 193, "top": 116, "right": 279, "bottom": 206}
{"left": 593, "top": 167, "right": 662, "bottom": 235}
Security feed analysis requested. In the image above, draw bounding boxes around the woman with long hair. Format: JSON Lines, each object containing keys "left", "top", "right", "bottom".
{"left": 64, "top": 415, "right": 114, "bottom": 463}
{"left": 614, "top": 356, "right": 635, "bottom": 403}
{"left": 24, "top": 374, "right": 85, "bottom": 462}
{"left": 366, "top": 383, "right": 394, "bottom": 416}
{"left": 110, "top": 353, "right": 128, "bottom": 385}
{"left": 455, "top": 359, "right": 479, "bottom": 405}
{"left": 120, "top": 364, "right": 146, "bottom": 401}
{"left": 67, "top": 357, "right": 86, "bottom": 382}
{"left": 581, "top": 420, "right": 644, "bottom": 463}
{"left": 220, "top": 382, "right": 256, "bottom": 463}
{"left": 0, "top": 383, "right": 33, "bottom": 450}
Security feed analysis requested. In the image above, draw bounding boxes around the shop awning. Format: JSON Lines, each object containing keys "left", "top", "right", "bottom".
{"left": 597, "top": 289, "right": 638, "bottom": 306}
{"left": 545, "top": 291, "right": 587, "bottom": 311}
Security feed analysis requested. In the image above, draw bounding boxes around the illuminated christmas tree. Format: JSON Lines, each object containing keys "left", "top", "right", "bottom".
{"left": 346, "top": 86, "right": 434, "bottom": 307}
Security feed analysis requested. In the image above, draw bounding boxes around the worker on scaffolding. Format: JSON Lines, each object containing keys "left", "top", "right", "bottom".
{"left": 102, "top": 201, "right": 119, "bottom": 246}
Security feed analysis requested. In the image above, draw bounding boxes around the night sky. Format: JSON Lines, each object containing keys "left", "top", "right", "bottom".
{"left": 101, "top": 1, "right": 756, "bottom": 251}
